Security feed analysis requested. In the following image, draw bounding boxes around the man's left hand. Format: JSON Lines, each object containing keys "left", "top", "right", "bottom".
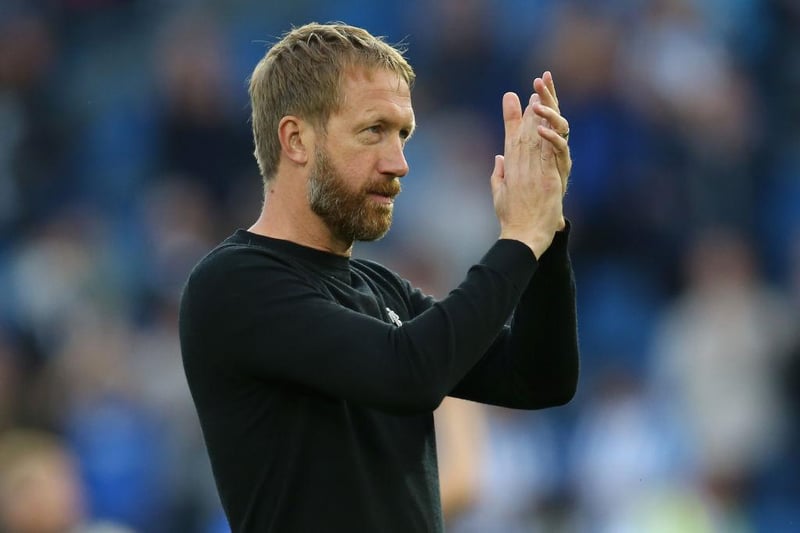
{"left": 531, "top": 71, "right": 571, "bottom": 196}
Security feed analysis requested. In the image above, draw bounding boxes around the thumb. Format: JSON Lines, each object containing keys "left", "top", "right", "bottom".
{"left": 490, "top": 154, "right": 504, "bottom": 193}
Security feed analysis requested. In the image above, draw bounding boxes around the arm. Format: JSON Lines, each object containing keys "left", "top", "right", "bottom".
{"left": 449, "top": 226, "right": 579, "bottom": 408}
{"left": 180, "top": 239, "right": 538, "bottom": 415}
{"left": 448, "top": 71, "right": 578, "bottom": 409}
{"left": 435, "top": 398, "right": 486, "bottom": 521}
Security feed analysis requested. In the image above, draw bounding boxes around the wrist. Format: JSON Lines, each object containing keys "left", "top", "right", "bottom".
{"left": 499, "top": 228, "right": 553, "bottom": 260}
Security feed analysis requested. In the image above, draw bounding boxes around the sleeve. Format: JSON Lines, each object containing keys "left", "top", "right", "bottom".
{"left": 448, "top": 226, "right": 579, "bottom": 409}
{"left": 180, "top": 240, "right": 538, "bottom": 414}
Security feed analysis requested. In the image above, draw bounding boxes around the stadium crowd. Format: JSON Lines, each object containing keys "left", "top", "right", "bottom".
{"left": 0, "top": 0, "right": 798, "bottom": 531}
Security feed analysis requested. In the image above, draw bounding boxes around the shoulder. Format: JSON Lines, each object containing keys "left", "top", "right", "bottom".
{"left": 181, "top": 240, "right": 320, "bottom": 318}
{"left": 186, "top": 240, "right": 299, "bottom": 287}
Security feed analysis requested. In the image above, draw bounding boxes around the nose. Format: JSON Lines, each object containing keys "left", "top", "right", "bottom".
{"left": 379, "top": 140, "right": 409, "bottom": 178}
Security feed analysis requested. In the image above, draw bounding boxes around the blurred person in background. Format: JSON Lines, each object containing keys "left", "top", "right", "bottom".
{"left": 446, "top": 404, "right": 568, "bottom": 532}
{"left": 569, "top": 368, "right": 692, "bottom": 532}
{"left": 650, "top": 228, "right": 797, "bottom": 530}
{"left": 619, "top": 0, "right": 760, "bottom": 237}
{"left": 0, "top": 9, "right": 72, "bottom": 240}
{"left": 179, "top": 22, "right": 579, "bottom": 532}
{"left": 6, "top": 207, "right": 187, "bottom": 531}
{"left": 0, "top": 428, "right": 133, "bottom": 533}
{"left": 434, "top": 397, "right": 486, "bottom": 522}
{"left": 153, "top": 10, "right": 256, "bottom": 207}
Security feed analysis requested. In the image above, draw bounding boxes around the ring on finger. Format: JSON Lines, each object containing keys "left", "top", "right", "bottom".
{"left": 558, "top": 128, "right": 570, "bottom": 141}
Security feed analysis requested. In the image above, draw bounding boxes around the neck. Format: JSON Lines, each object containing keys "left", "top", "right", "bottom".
{"left": 248, "top": 180, "right": 355, "bottom": 257}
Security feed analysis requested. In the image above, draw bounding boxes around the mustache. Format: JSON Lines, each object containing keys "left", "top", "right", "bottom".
{"left": 365, "top": 179, "right": 402, "bottom": 198}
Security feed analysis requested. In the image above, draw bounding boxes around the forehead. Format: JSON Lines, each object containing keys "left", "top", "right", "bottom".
{"left": 336, "top": 67, "right": 413, "bottom": 122}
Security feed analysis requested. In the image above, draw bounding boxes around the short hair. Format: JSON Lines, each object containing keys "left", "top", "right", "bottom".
{"left": 249, "top": 22, "right": 415, "bottom": 183}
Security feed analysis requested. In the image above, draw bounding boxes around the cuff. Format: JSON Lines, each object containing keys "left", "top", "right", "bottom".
{"left": 538, "top": 219, "right": 572, "bottom": 267}
{"left": 481, "top": 239, "right": 539, "bottom": 292}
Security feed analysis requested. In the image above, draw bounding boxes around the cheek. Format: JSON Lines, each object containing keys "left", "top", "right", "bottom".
{"left": 338, "top": 154, "right": 377, "bottom": 186}
{"left": 323, "top": 135, "right": 381, "bottom": 184}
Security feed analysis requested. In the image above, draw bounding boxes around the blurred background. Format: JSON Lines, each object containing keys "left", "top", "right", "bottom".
{"left": 0, "top": 0, "right": 798, "bottom": 531}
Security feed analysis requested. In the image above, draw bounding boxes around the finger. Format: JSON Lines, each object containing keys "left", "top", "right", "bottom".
{"left": 532, "top": 103, "right": 569, "bottom": 136}
{"left": 543, "top": 71, "right": 559, "bottom": 108}
{"left": 502, "top": 92, "right": 522, "bottom": 155}
{"left": 533, "top": 76, "right": 559, "bottom": 113}
{"left": 527, "top": 93, "right": 551, "bottom": 136}
{"left": 537, "top": 125, "right": 572, "bottom": 195}
{"left": 537, "top": 125, "right": 570, "bottom": 153}
{"left": 520, "top": 92, "right": 542, "bottom": 149}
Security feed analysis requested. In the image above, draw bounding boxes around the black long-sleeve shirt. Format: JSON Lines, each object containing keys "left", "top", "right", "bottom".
{"left": 179, "top": 228, "right": 579, "bottom": 532}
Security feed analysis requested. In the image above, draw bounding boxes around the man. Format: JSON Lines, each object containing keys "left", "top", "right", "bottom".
{"left": 179, "top": 22, "right": 578, "bottom": 532}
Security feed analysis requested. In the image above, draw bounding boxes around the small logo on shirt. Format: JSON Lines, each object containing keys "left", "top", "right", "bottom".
{"left": 386, "top": 307, "right": 403, "bottom": 327}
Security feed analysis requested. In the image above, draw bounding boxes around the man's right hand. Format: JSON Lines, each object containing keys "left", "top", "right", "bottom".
{"left": 491, "top": 73, "right": 570, "bottom": 259}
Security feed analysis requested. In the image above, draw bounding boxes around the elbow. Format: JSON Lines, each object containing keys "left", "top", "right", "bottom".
{"left": 547, "top": 345, "right": 580, "bottom": 407}
{"left": 527, "top": 381, "right": 575, "bottom": 409}
{"left": 521, "top": 363, "right": 579, "bottom": 409}
{"left": 546, "top": 361, "right": 579, "bottom": 407}
{"left": 550, "top": 357, "right": 580, "bottom": 406}
{"left": 547, "top": 378, "right": 577, "bottom": 407}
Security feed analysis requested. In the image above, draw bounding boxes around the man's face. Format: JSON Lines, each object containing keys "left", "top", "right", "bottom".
{"left": 308, "top": 145, "right": 401, "bottom": 242}
{"left": 308, "top": 67, "right": 415, "bottom": 243}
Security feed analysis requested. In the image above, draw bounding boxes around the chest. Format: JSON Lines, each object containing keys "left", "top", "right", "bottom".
{"left": 320, "top": 270, "right": 409, "bottom": 326}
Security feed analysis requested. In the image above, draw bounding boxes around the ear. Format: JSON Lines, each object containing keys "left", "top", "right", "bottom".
{"left": 278, "top": 115, "right": 315, "bottom": 166}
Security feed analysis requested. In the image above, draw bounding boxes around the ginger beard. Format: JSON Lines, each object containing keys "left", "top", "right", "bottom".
{"left": 308, "top": 146, "right": 401, "bottom": 242}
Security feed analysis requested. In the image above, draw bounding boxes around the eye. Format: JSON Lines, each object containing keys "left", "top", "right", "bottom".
{"left": 361, "top": 125, "right": 384, "bottom": 144}
{"left": 400, "top": 125, "right": 415, "bottom": 144}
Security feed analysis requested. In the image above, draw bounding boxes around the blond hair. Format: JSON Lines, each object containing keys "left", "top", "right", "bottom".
{"left": 249, "top": 22, "right": 415, "bottom": 183}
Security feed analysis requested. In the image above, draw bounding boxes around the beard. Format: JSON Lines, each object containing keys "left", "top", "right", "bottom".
{"left": 308, "top": 146, "right": 401, "bottom": 243}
